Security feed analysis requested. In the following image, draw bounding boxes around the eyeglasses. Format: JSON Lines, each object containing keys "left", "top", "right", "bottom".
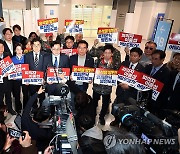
{"left": 145, "top": 47, "right": 154, "bottom": 50}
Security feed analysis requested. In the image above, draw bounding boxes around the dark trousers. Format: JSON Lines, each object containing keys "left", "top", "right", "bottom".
{"left": 0, "top": 78, "right": 13, "bottom": 111}
{"left": 29, "top": 85, "right": 45, "bottom": 108}
{"left": 92, "top": 91, "right": 110, "bottom": 119}
{"left": 12, "top": 80, "right": 30, "bottom": 111}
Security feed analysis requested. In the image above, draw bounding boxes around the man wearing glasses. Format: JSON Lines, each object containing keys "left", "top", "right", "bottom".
{"left": 125, "top": 41, "right": 157, "bottom": 66}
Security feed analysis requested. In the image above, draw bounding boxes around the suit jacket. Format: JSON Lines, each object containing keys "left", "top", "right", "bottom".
{"left": 166, "top": 71, "right": 180, "bottom": 110}
{"left": 3, "top": 41, "right": 17, "bottom": 57}
{"left": 43, "top": 53, "right": 70, "bottom": 71}
{"left": 69, "top": 54, "right": 94, "bottom": 92}
{"left": 12, "top": 35, "right": 27, "bottom": 47}
{"left": 116, "top": 61, "right": 145, "bottom": 104}
{"left": 144, "top": 64, "right": 170, "bottom": 108}
{"left": 24, "top": 51, "right": 46, "bottom": 71}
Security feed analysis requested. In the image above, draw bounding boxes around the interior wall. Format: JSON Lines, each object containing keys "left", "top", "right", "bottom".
{"left": 165, "top": 1, "right": 180, "bottom": 33}
{"left": 72, "top": 0, "right": 112, "bottom": 6}
{"left": 115, "top": 0, "right": 129, "bottom": 32}
{"left": 2, "top": 0, "right": 25, "bottom": 9}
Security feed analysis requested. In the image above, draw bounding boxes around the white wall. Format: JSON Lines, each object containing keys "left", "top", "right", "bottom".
{"left": 165, "top": 1, "right": 180, "bottom": 33}
{"left": 72, "top": 0, "right": 112, "bottom": 6}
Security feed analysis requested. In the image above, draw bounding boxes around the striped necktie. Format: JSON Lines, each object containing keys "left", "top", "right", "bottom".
{"left": 54, "top": 57, "right": 58, "bottom": 68}
{"left": 34, "top": 54, "right": 39, "bottom": 68}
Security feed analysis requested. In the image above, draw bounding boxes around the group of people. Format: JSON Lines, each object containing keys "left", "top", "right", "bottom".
{"left": 0, "top": 24, "right": 180, "bottom": 153}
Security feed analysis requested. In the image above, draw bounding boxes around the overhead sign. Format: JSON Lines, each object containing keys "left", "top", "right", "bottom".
{"left": 37, "top": 18, "right": 58, "bottom": 33}
{"left": 65, "top": 20, "right": 84, "bottom": 34}
{"left": 167, "top": 33, "right": 180, "bottom": 53}
{"left": 151, "top": 13, "right": 165, "bottom": 40}
{"left": 97, "top": 27, "right": 118, "bottom": 44}
{"left": 118, "top": 32, "right": 142, "bottom": 48}
{"left": 153, "top": 20, "right": 173, "bottom": 51}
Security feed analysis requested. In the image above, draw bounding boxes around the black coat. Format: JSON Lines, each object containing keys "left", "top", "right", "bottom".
{"left": 3, "top": 41, "right": 17, "bottom": 57}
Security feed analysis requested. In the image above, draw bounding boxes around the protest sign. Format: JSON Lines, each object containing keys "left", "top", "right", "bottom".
{"left": 167, "top": 33, "right": 180, "bottom": 53}
{"left": 8, "top": 64, "right": 29, "bottom": 80}
{"left": 22, "top": 71, "right": 44, "bottom": 85}
{"left": 0, "top": 56, "right": 16, "bottom": 77}
{"left": 65, "top": 20, "right": 84, "bottom": 34}
{"left": 97, "top": 27, "right": 118, "bottom": 44}
{"left": 94, "top": 68, "right": 118, "bottom": 86}
{"left": 118, "top": 32, "right": 142, "bottom": 48}
{"left": 37, "top": 18, "right": 58, "bottom": 33}
{"left": 72, "top": 65, "right": 95, "bottom": 83}
{"left": 61, "top": 49, "right": 78, "bottom": 57}
{"left": 117, "top": 66, "right": 164, "bottom": 101}
{"left": 46, "top": 67, "right": 70, "bottom": 83}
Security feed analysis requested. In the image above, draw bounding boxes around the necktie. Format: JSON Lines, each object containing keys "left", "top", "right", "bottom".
{"left": 173, "top": 73, "right": 180, "bottom": 90}
{"left": 129, "top": 64, "right": 134, "bottom": 69}
{"left": 34, "top": 54, "right": 39, "bottom": 68}
{"left": 54, "top": 57, "right": 58, "bottom": 68}
{"left": 150, "top": 67, "right": 156, "bottom": 76}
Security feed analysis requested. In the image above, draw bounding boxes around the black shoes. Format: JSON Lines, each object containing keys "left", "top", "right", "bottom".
{"left": 99, "top": 118, "right": 105, "bottom": 125}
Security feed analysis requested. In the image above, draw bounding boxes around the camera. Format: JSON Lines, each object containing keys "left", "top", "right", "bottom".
{"left": 111, "top": 98, "right": 179, "bottom": 153}
{"left": 38, "top": 83, "right": 77, "bottom": 154}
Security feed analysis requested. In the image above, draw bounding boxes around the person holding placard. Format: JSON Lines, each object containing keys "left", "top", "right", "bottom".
{"left": 0, "top": 39, "right": 16, "bottom": 115}
{"left": 43, "top": 41, "right": 69, "bottom": 95}
{"left": 24, "top": 38, "right": 46, "bottom": 109}
{"left": 111, "top": 47, "right": 144, "bottom": 126}
{"left": 92, "top": 44, "right": 118, "bottom": 125}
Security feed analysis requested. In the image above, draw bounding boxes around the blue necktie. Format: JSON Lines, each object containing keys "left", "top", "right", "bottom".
{"left": 54, "top": 57, "right": 58, "bottom": 68}
{"left": 150, "top": 67, "right": 156, "bottom": 76}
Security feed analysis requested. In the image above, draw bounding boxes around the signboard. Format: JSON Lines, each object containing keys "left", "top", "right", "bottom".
{"left": 37, "top": 18, "right": 58, "bottom": 33}
{"left": 22, "top": 71, "right": 44, "bottom": 85}
{"left": 46, "top": 67, "right": 70, "bottom": 83}
{"left": 167, "top": 33, "right": 180, "bottom": 53}
{"left": 65, "top": 20, "right": 84, "bottom": 34}
{"left": 94, "top": 68, "right": 118, "bottom": 86}
{"left": 153, "top": 20, "right": 173, "bottom": 51}
{"left": 151, "top": 13, "right": 165, "bottom": 40}
{"left": 0, "top": 56, "right": 16, "bottom": 77}
{"left": 97, "top": 27, "right": 118, "bottom": 44}
{"left": 117, "top": 66, "right": 164, "bottom": 101}
{"left": 8, "top": 64, "right": 29, "bottom": 80}
{"left": 61, "top": 49, "right": 78, "bottom": 57}
{"left": 72, "top": 66, "right": 95, "bottom": 83}
{"left": 118, "top": 32, "right": 142, "bottom": 48}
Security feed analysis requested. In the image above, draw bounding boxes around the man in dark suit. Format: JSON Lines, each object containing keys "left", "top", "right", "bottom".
{"left": 166, "top": 70, "right": 180, "bottom": 111}
{"left": 68, "top": 40, "right": 94, "bottom": 113}
{"left": 111, "top": 47, "right": 144, "bottom": 126}
{"left": 0, "top": 39, "right": 16, "bottom": 114}
{"left": 43, "top": 41, "right": 69, "bottom": 95}
{"left": 144, "top": 49, "right": 170, "bottom": 118}
{"left": 24, "top": 38, "right": 46, "bottom": 108}
{"left": 2, "top": 28, "right": 17, "bottom": 57}
{"left": 69, "top": 40, "right": 94, "bottom": 92}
